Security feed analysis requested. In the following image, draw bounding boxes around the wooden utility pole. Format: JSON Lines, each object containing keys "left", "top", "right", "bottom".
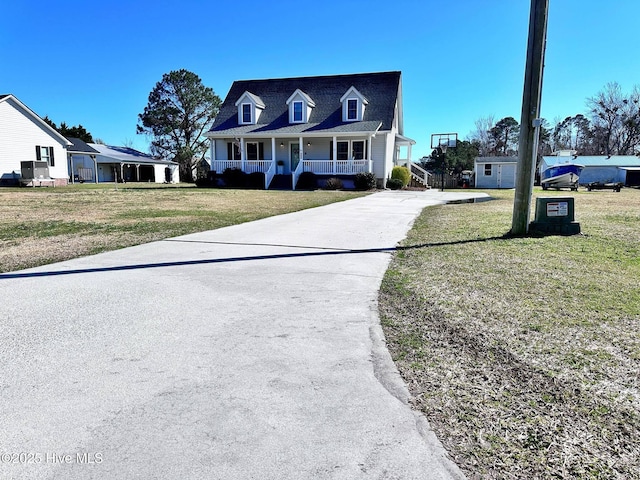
{"left": 511, "top": 0, "right": 549, "bottom": 235}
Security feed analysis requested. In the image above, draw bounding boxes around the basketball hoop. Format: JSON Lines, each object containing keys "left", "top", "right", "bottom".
{"left": 431, "top": 133, "right": 458, "bottom": 153}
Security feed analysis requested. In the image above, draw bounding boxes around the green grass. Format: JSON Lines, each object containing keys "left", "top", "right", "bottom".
{"left": 380, "top": 187, "right": 640, "bottom": 479}
{"left": 0, "top": 183, "right": 367, "bottom": 272}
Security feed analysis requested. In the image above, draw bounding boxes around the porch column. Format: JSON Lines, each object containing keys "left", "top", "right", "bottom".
{"left": 136, "top": 164, "right": 140, "bottom": 181}
{"left": 211, "top": 139, "right": 216, "bottom": 162}
{"left": 240, "top": 138, "right": 245, "bottom": 171}
{"left": 299, "top": 137, "right": 303, "bottom": 170}
{"left": 407, "top": 143, "right": 412, "bottom": 165}
{"left": 69, "top": 154, "right": 75, "bottom": 184}
{"left": 333, "top": 136, "right": 337, "bottom": 174}
{"left": 367, "top": 135, "right": 373, "bottom": 173}
{"left": 92, "top": 155, "right": 98, "bottom": 183}
{"left": 119, "top": 163, "right": 124, "bottom": 182}
{"left": 271, "top": 137, "right": 276, "bottom": 165}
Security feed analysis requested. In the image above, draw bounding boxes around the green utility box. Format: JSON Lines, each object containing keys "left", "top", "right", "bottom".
{"left": 529, "top": 197, "right": 580, "bottom": 235}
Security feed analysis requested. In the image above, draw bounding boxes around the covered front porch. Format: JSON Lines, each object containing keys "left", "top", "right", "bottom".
{"left": 209, "top": 135, "right": 376, "bottom": 189}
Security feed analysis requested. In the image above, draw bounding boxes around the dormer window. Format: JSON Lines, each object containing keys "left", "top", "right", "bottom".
{"left": 293, "top": 101, "right": 303, "bottom": 122}
{"left": 347, "top": 99, "right": 358, "bottom": 120}
{"left": 235, "top": 91, "right": 265, "bottom": 125}
{"left": 340, "top": 86, "right": 368, "bottom": 122}
{"left": 287, "top": 89, "right": 315, "bottom": 124}
{"left": 242, "top": 103, "right": 252, "bottom": 124}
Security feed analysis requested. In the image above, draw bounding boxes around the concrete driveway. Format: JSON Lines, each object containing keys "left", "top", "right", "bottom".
{"left": 0, "top": 190, "right": 486, "bottom": 480}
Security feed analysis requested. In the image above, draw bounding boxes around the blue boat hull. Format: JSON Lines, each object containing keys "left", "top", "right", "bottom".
{"left": 541, "top": 163, "right": 584, "bottom": 189}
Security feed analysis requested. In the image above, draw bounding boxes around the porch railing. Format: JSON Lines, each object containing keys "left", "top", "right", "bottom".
{"left": 211, "top": 160, "right": 272, "bottom": 174}
{"left": 300, "top": 159, "right": 372, "bottom": 175}
{"left": 409, "top": 162, "right": 431, "bottom": 186}
{"left": 292, "top": 160, "right": 304, "bottom": 190}
{"left": 264, "top": 161, "right": 276, "bottom": 189}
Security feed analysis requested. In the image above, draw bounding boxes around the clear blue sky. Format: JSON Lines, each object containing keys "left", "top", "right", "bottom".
{"left": 2, "top": 0, "right": 640, "bottom": 159}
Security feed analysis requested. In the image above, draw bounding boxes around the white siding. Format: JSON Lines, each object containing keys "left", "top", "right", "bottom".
{"left": 475, "top": 162, "right": 517, "bottom": 188}
{"left": 153, "top": 164, "right": 179, "bottom": 183}
{"left": 0, "top": 98, "right": 69, "bottom": 182}
{"left": 371, "top": 135, "right": 387, "bottom": 179}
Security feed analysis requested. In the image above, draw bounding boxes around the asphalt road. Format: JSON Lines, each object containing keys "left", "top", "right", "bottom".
{"left": 0, "top": 190, "right": 486, "bottom": 480}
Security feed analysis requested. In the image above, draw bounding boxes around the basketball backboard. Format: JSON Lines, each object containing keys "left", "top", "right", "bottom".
{"left": 430, "top": 133, "right": 458, "bottom": 151}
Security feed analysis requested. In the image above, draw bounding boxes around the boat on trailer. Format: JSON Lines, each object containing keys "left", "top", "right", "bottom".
{"left": 541, "top": 162, "right": 584, "bottom": 190}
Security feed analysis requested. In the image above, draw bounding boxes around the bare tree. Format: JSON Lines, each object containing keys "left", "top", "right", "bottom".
{"left": 587, "top": 82, "right": 640, "bottom": 155}
{"left": 468, "top": 115, "right": 495, "bottom": 156}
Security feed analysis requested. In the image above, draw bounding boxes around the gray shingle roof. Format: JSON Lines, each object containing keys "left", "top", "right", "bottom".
{"left": 66, "top": 137, "right": 100, "bottom": 154}
{"left": 209, "top": 71, "right": 400, "bottom": 136}
{"left": 475, "top": 156, "right": 519, "bottom": 163}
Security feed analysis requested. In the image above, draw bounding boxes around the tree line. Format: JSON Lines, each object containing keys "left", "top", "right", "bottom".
{"left": 470, "top": 82, "right": 640, "bottom": 158}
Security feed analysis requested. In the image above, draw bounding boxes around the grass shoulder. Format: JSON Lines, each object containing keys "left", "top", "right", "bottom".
{"left": 380, "top": 187, "right": 640, "bottom": 478}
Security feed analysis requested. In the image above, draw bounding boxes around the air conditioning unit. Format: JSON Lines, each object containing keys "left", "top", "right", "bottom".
{"left": 21, "top": 161, "right": 50, "bottom": 179}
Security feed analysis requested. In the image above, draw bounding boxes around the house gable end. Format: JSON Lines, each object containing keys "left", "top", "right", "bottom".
{"left": 1, "top": 94, "right": 72, "bottom": 147}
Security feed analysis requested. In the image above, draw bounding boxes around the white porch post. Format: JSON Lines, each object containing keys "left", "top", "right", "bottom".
{"left": 332, "top": 136, "right": 337, "bottom": 174}
{"left": 240, "top": 138, "right": 245, "bottom": 171}
{"left": 271, "top": 137, "right": 276, "bottom": 165}
{"left": 211, "top": 139, "right": 216, "bottom": 162}
{"left": 69, "top": 154, "right": 75, "bottom": 184}
{"left": 299, "top": 136, "right": 303, "bottom": 168}
{"left": 92, "top": 155, "right": 98, "bottom": 183}
{"left": 367, "top": 135, "right": 373, "bottom": 173}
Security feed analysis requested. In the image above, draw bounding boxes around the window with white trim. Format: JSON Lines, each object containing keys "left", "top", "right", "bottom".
{"left": 246, "top": 142, "right": 264, "bottom": 161}
{"left": 484, "top": 164, "right": 492, "bottom": 176}
{"left": 347, "top": 99, "right": 358, "bottom": 121}
{"left": 241, "top": 104, "right": 252, "bottom": 124}
{"left": 352, "top": 141, "right": 365, "bottom": 160}
{"left": 36, "top": 145, "right": 55, "bottom": 166}
{"left": 293, "top": 101, "right": 303, "bottom": 123}
{"left": 227, "top": 142, "right": 241, "bottom": 160}
{"left": 331, "top": 140, "right": 367, "bottom": 160}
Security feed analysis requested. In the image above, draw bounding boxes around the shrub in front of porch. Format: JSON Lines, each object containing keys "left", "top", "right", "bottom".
{"left": 247, "top": 172, "right": 265, "bottom": 189}
{"left": 296, "top": 172, "right": 317, "bottom": 190}
{"left": 322, "top": 177, "right": 344, "bottom": 190}
{"left": 391, "top": 166, "right": 411, "bottom": 187}
{"left": 386, "top": 178, "right": 404, "bottom": 190}
{"left": 354, "top": 172, "right": 377, "bottom": 191}
{"left": 222, "top": 168, "right": 247, "bottom": 188}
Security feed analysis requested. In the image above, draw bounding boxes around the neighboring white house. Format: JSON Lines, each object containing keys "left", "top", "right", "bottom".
{"left": 474, "top": 156, "right": 518, "bottom": 188}
{"left": 68, "top": 141, "right": 179, "bottom": 184}
{"left": 0, "top": 94, "right": 72, "bottom": 186}
{"left": 205, "top": 71, "right": 417, "bottom": 189}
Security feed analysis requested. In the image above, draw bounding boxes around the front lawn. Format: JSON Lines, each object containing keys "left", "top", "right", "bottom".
{"left": 0, "top": 184, "right": 366, "bottom": 272}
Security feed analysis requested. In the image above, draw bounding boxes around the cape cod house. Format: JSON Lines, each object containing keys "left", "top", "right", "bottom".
{"left": 205, "top": 71, "right": 419, "bottom": 189}
{"left": 0, "top": 94, "right": 72, "bottom": 186}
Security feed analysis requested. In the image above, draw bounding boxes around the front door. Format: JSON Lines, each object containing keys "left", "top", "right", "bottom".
{"left": 290, "top": 143, "right": 300, "bottom": 172}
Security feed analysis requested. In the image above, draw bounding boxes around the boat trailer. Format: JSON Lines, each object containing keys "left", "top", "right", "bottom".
{"left": 585, "top": 182, "right": 623, "bottom": 192}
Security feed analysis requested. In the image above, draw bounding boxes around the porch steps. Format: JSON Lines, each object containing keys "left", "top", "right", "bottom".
{"left": 409, "top": 163, "right": 431, "bottom": 187}
{"left": 268, "top": 174, "right": 293, "bottom": 190}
